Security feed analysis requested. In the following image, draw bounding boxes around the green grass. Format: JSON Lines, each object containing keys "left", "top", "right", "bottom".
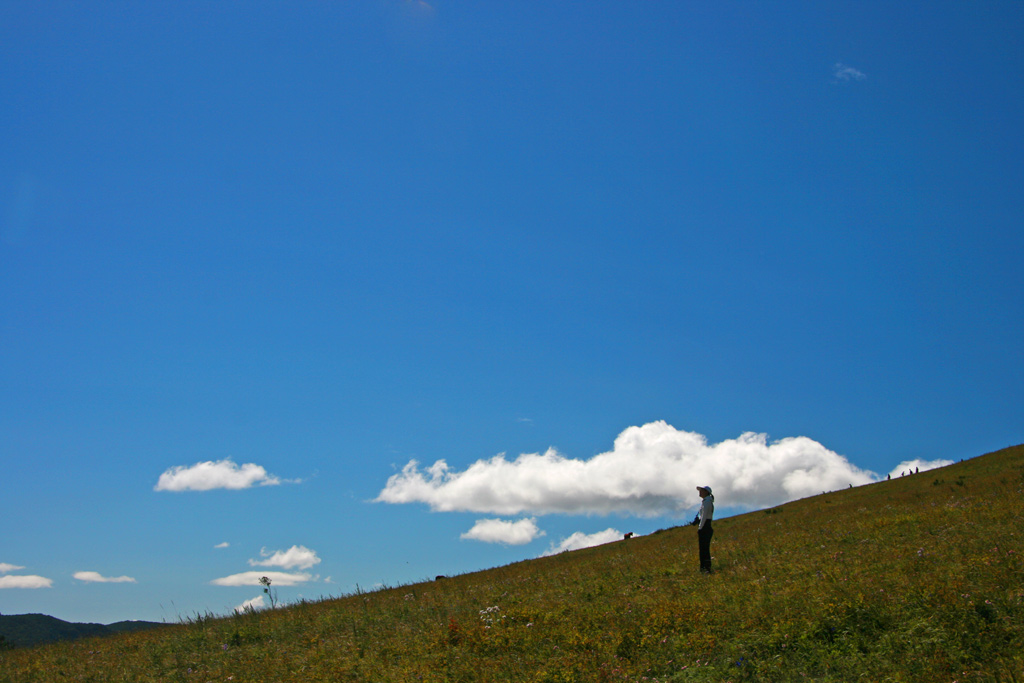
{"left": 3, "top": 445, "right": 1022, "bottom": 682}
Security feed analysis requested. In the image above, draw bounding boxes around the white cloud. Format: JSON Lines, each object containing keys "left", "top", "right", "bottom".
{"left": 215, "top": 542, "right": 230, "bottom": 549}
{"left": 210, "top": 571, "right": 312, "bottom": 587}
{"left": 0, "top": 563, "right": 26, "bottom": 573}
{"left": 888, "top": 458, "right": 954, "bottom": 479}
{"left": 401, "top": 0, "right": 435, "bottom": 18}
{"left": 0, "top": 574, "right": 53, "bottom": 589}
{"left": 235, "top": 595, "right": 266, "bottom": 612}
{"left": 541, "top": 528, "right": 623, "bottom": 557}
{"left": 73, "top": 571, "right": 137, "bottom": 584}
{"left": 833, "top": 62, "right": 867, "bottom": 82}
{"left": 248, "top": 545, "right": 321, "bottom": 571}
{"left": 376, "top": 422, "right": 876, "bottom": 516}
{"left": 154, "top": 458, "right": 283, "bottom": 492}
{"left": 461, "top": 518, "right": 545, "bottom": 545}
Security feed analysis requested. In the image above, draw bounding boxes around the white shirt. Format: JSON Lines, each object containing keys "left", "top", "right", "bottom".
{"left": 698, "top": 495, "right": 714, "bottom": 530}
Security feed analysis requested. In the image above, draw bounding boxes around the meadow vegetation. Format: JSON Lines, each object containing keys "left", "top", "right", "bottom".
{"left": 2, "top": 445, "right": 1021, "bottom": 682}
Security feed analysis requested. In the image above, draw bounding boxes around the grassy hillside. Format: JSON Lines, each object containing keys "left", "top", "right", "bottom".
{"left": 2, "top": 445, "right": 1021, "bottom": 682}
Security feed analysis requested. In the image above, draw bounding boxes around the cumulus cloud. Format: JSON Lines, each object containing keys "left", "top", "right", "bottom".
{"left": 73, "top": 571, "right": 137, "bottom": 584}
{"left": 210, "top": 571, "right": 312, "bottom": 587}
{"left": 0, "top": 563, "right": 26, "bottom": 573}
{"left": 248, "top": 545, "right": 321, "bottom": 571}
{"left": 235, "top": 595, "right": 266, "bottom": 612}
{"left": 376, "top": 422, "right": 876, "bottom": 516}
{"left": 888, "top": 458, "right": 954, "bottom": 478}
{"left": 0, "top": 574, "right": 53, "bottom": 589}
{"left": 154, "top": 458, "right": 284, "bottom": 492}
{"left": 461, "top": 518, "right": 545, "bottom": 545}
{"left": 833, "top": 62, "right": 867, "bottom": 82}
{"left": 215, "top": 542, "right": 230, "bottom": 549}
{"left": 541, "top": 528, "right": 624, "bottom": 557}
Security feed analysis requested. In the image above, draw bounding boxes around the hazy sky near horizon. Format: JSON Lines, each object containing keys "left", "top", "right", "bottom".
{"left": 2, "top": 2, "right": 1022, "bottom": 624}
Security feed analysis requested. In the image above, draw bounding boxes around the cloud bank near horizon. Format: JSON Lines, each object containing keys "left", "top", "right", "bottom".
{"left": 541, "top": 528, "right": 624, "bottom": 557}
{"left": 376, "top": 421, "right": 883, "bottom": 517}
{"left": 236, "top": 595, "right": 266, "bottom": 612}
{"left": 888, "top": 458, "right": 954, "bottom": 478}
{"left": 154, "top": 459, "right": 285, "bottom": 492}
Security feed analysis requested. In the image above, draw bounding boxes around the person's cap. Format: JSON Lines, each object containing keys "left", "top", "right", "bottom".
{"left": 697, "top": 485, "right": 712, "bottom": 494}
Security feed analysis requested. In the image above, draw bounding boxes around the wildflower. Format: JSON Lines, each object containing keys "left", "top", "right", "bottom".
{"left": 479, "top": 605, "right": 503, "bottom": 627}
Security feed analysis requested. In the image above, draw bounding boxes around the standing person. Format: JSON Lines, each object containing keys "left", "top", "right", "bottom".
{"left": 696, "top": 485, "right": 715, "bottom": 574}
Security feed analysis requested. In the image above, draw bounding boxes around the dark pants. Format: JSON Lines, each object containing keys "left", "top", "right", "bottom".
{"left": 698, "top": 522, "right": 714, "bottom": 572}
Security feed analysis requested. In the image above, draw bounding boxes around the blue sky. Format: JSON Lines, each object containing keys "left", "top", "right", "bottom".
{"left": 2, "top": 1, "right": 1022, "bottom": 624}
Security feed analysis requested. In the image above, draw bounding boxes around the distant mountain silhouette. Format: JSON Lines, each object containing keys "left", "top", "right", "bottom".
{"left": 0, "top": 613, "right": 170, "bottom": 648}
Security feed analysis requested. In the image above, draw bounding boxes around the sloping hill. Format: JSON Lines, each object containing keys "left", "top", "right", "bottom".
{"left": 0, "top": 615, "right": 110, "bottom": 649}
{"left": 105, "top": 620, "right": 171, "bottom": 636}
{"left": 0, "top": 614, "right": 168, "bottom": 649}
{"left": 1, "top": 444, "right": 1021, "bottom": 682}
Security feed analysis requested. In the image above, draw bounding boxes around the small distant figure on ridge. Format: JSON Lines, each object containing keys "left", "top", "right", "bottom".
{"left": 693, "top": 485, "right": 715, "bottom": 574}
